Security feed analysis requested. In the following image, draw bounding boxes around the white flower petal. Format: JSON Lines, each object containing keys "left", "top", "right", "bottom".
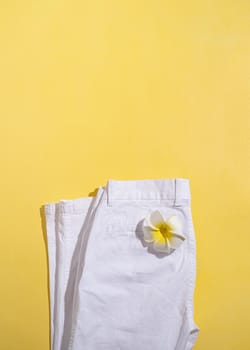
{"left": 143, "top": 216, "right": 157, "bottom": 231}
{"left": 169, "top": 233, "right": 185, "bottom": 249}
{"left": 142, "top": 225, "right": 155, "bottom": 243}
{"left": 153, "top": 239, "right": 171, "bottom": 254}
{"left": 149, "top": 210, "right": 165, "bottom": 228}
{"left": 166, "top": 215, "right": 183, "bottom": 234}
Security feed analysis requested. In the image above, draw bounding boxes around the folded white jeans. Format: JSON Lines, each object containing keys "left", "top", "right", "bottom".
{"left": 44, "top": 178, "right": 200, "bottom": 350}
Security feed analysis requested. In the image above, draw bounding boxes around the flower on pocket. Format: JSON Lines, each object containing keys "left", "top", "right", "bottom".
{"left": 142, "top": 210, "right": 186, "bottom": 254}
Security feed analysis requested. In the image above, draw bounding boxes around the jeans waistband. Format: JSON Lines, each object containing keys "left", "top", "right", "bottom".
{"left": 106, "top": 178, "right": 191, "bottom": 207}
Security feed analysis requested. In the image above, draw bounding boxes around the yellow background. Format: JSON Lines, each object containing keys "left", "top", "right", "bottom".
{"left": 1, "top": 0, "right": 249, "bottom": 349}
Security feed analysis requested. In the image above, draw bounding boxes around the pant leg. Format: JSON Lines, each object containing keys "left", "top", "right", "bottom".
{"left": 60, "top": 187, "right": 105, "bottom": 350}
{"left": 44, "top": 189, "right": 104, "bottom": 350}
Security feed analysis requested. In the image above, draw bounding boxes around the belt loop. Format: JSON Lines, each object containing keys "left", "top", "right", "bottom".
{"left": 107, "top": 180, "right": 113, "bottom": 207}
{"left": 174, "top": 178, "right": 177, "bottom": 207}
{"left": 174, "top": 178, "right": 182, "bottom": 207}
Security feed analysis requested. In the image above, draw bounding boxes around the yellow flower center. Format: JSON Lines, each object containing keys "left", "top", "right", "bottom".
{"left": 157, "top": 222, "right": 173, "bottom": 240}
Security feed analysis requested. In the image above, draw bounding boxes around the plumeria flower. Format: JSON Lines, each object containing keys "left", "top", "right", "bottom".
{"left": 142, "top": 210, "right": 186, "bottom": 254}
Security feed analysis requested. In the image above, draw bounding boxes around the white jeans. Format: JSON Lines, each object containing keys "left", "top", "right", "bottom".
{"left": 44, "top": 178, "right": 200, "bottom": 350}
